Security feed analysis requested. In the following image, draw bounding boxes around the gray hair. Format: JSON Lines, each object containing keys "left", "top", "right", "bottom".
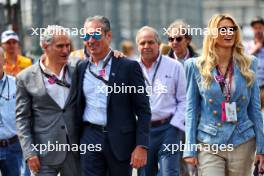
{"left": 39, "top": 25, "right": 68, "bottom": 48}
{"left": 167, "top": 20, "right": 192, "bottom": 39}
{"left": 84, "top": 16, "right": 111, "bottom": 33}
{"left": 136, "top": 26, "right": 161, "bottom": 45}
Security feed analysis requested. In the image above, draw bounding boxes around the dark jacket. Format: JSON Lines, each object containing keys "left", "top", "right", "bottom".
{"left": 76, "top": 56, "right": 151, "bottom": 161}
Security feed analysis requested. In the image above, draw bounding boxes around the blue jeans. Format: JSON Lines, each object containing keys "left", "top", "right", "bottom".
{"left": 0, "top": 139, "right": 30, "bottom": 176}
{"left": 139, "top": 123, "right": 184, "bottom": 176}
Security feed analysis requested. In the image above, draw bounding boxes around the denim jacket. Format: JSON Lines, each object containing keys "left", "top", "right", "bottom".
{"left": 183, "top": 57, "right": 264, "bottom": 158}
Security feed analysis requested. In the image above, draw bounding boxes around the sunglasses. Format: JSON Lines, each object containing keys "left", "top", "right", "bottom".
{"left": 218, "top": 26, "right": 238, "bottom": 34}
{"left": 168, "top": 36, "right": 183, "bottom": 42}
{"left": 83, "top": 33, "right": 102, "bottom": 41}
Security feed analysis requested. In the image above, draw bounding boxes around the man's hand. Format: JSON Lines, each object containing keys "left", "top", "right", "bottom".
{"left": 256, "top": 154, "right": 264, "bottom": 173}
{"left": 27, "top": 156, "right": 40, "bottom": 173}
{"left": 130, "top": 146, "right": 147, "bottom": 169}
{"left": 184, "top": 157, "right": 198, "bottom": 166}
{"left": 113, "top": 50, "right": 124, "bottom": 58}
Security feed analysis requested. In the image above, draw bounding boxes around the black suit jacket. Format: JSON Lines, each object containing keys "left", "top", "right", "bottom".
{"left": 76, "top": 56, "right": 151, "bottom": 161}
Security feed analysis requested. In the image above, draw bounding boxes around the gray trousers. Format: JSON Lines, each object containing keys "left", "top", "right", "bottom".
{"left": 32, "top": 151, "right": 80, "bottom": 176}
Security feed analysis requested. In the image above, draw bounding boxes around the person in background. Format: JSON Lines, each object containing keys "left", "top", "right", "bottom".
{"left": 1, "top": 30, "right": 32, "bottom": 76}
{"left": 121, "top": 39, "right": 137, "bottom": 60}
{"left": 184, "top": 13, "right": 264, "bottom": 176}
{"left": 166, "top": 20, "right": 199, "bottom": 176}
{"left": 0, "top": 46, "right": 27, "bottom": 176}
{"left": 159, "top": 43, "right": 171, "bottom": 55}
{"left": 167, "top": 20, "right": 198, "bottom": 65}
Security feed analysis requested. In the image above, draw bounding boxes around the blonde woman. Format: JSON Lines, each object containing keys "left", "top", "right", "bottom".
{"left": 183, "top": 14, "right": 264, "bottom": 176}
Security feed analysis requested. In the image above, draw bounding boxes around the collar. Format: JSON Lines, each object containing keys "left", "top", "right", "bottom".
{"left": 173, "top": 48, "right": 190, "bottom": 61}
{"left": 0, "top": 73, "right": 6, "bottom": 83}
{"left": 39, "top": 55, "right": 67, "bottom": 79}
{"left": 139, "top": 53, "right": 161, "bottom": 68}
{"left": 88, "top": 49, "right": 112, "bottom": 67}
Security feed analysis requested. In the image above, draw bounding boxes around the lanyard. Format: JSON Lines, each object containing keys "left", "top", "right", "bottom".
{"left": 143, "top": 55, "right": 162, "bottom": 87}
{"left": 39, "top": 63, "right": 71, "bottom": 88}
{"left": 216, "top": 60, "right": 234, "bottom": 102}
{"left": 88, "top": 51, "right": 113, "bottom": 85}
{"left": 0, "top": 76, "right": 10, "bottom": 101}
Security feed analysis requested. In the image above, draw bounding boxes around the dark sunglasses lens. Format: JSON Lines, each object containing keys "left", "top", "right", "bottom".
{"left": 176, "top": 37, "right": 183, "bottom": 42}
{"left": 168, "top": 37, "right": 183, "bottom": 42}
{"left": 168, "top": 37, "right": 173, "bottom": 42}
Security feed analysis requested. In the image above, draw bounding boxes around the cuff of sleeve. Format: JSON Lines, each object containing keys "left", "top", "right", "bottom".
{"left": 256, "top": 146, "right": 264, "bottom": 154}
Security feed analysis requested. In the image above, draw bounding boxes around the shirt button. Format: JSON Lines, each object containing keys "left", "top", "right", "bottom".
{"left": 213, "top": 110, "right": 218, "bottom": 116}
{"left": 236, "top": 107, "right": 240, "bottom": 112}
{"left": 242, "top": 96, "right": 246, "bottom": 101}
{"left": 209, "top": 99, "right": 213, "bottom": 104}
{"left": 62, "top": 109, "right": 65, "bottom": 113}
{"left": 61, "top": 126, "right": 65, "bottom": 129}
{"left": 217, "top": 123, "right": 222, "bottom": 128}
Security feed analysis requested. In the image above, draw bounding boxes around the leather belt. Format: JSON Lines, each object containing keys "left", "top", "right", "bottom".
{"left": 0, "top": 135, "right": 18, "bottom": 147}
{"left": 83, "top": 121, "right": 108, "bottom": 133}
{"left": 151, "top": 116, "right": 171, "bottom": 128}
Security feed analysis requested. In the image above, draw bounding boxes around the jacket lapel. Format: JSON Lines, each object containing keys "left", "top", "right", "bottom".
{"left": 107, "top": 57, "right": 121, "bottom": 106}
{"left": 64, "top": 65, "right": 76, "bottom": 108}
{"left": 33, "top": 64, "right": 61, "bottom": 109}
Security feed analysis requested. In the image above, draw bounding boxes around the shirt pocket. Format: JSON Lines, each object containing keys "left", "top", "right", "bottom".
{"left": 156, "top": 75, "right": 175, "bottom": 94}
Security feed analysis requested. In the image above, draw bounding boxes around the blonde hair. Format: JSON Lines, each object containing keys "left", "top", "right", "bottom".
{"left": 197, "top": 14, "right": 255, "bottom": 88}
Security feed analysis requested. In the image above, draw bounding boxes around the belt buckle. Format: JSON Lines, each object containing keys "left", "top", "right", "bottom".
{"left": 102, "top": 126, "right": 108, "bottom": 133}
{"left": 1, "top": 139, "right": 8, "bottom": 147}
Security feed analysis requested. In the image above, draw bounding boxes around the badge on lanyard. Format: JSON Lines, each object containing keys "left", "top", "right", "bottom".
{"left": 217, "top": 60, "right": 238, "bottom": 123}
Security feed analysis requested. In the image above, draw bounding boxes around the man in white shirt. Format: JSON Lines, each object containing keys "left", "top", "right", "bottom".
{"left": 136, "top": 26, "right": 186, "bottom": 176}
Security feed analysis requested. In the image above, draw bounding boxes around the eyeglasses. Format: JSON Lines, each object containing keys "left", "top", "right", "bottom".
{"left": 168, "top": 36, "right": 184, "bottom": 42}
{"left": 83, "top": 33, "right": 102, "bottom": 41}
{"left": 218, "top": 26, "right": 238, "bottom": 34}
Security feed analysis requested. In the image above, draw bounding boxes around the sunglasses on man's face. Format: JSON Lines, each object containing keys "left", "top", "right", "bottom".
{"left": 218, "top": 26, "right": 238, "bottom": 34}
{"left": 168, "top": 36, "right": 184, "bottom": 42}
{"left": 83, "top": 33, "right": 102, "bottom": 41}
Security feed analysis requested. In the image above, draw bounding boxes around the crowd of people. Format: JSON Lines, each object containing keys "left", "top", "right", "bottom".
{"left": 0, "top": 13, "right": 264, "bottom": 176}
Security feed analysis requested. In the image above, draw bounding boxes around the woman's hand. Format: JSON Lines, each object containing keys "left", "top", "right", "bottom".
{"left": 256, "top": 154, "right": 264, "bottom": 173}
{"left": 184, "top": 157, "right": 198, "bottom": 166}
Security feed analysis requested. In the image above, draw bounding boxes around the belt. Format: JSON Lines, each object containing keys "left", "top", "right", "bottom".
{"left": 0, "top": 135, "right": 18, "bottom": 147}
{"left": 151, "top": 116, "right": 171, "bottom": 128}
{"left": 83, "top": 122, "right": 108, "bottom": 133}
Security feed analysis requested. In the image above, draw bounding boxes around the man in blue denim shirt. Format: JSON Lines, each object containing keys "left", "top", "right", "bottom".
{"left": 0, "top": 47, "right": 29, "bottom": 176}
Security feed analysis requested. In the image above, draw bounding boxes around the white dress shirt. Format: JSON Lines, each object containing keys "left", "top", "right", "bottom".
{"left": 39, "top": 59, "right": 71, "bottom": 109}
{"left": 139, "top": 54, "right": 187, "bottom": 131}
{"left": 82, "top": 50, "right": 112, "bottom": 126}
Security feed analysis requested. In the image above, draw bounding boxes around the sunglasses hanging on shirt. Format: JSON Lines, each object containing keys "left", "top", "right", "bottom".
{"left": 87, "top": 50, "right": 113, "bottom": 85}
{"left": 0, "top": 76, "right": 10, "bottom": 101}
{"left": 39, "top": 63, "right": 71, "bottom": 88}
